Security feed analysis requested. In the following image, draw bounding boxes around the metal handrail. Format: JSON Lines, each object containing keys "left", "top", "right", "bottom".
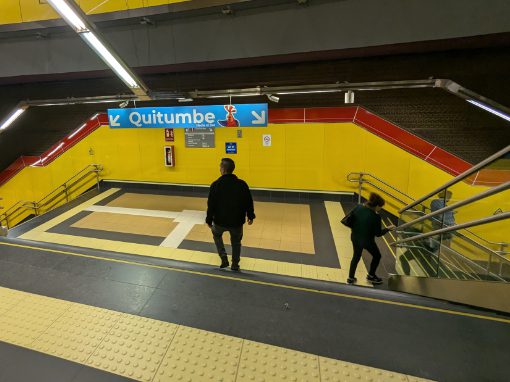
{"left": 395, "top": 212, "right": 510, "bottom": 279}
{"left": 347, "top": 171, "right": 510, "bottom": 254}
{"left": 35, "top": 164, "right": 102, "bottom": 209}
{"left": 0, "top": 164, "right": 102, "bottom": 229}
{"left": 395, "top": 212, "right": 510, "bottom": 245}
{"left": 347, "top": 172, "right": 415, "bottom": 205}
{"left": 399, "top": 145, "right": 510, "bottom": 213}
{"left": 398, "top": 181, "right": 510, "bottom": 230}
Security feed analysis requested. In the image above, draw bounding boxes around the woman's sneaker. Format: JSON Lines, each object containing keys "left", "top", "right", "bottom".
{"left": 347, "top": 277, "right": 357, "bottom": 284}
{"left": 366, "top": 275, "right": 383, "bottom": 284}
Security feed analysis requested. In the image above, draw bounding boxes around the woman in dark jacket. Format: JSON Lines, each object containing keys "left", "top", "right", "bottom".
{"left": 347, "top": 193, "right": 395, "bottom": 285}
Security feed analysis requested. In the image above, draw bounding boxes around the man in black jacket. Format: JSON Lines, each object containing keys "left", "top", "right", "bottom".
{"left": 206, "top": 158, "right": 255, "bottom": 271}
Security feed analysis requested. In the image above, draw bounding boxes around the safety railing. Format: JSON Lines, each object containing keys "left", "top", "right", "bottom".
{"left": 394, "top": 145, "right": 510, "bottom": 281}
{"left": 0, "top": 164, "right": 102, "bottom": 229}
{"left": 347, "top": 172, "right": 415, "bottom": 206}
{"left": 347, "top": 171, "right": 509, "bottom": 255}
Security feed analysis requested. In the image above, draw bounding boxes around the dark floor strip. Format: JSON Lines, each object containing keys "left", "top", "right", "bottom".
{"left": 0, "top": 341, "right": 135, "bottom": 382}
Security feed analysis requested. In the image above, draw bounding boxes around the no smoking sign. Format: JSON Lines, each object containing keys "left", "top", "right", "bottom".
{"left": 262, "top": 134, "right": 272, "bottom": 147}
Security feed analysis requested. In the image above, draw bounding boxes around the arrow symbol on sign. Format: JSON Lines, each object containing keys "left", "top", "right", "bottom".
{"left": 251, "top": 111, "right": 266, "bottom": 125}
{"left": 109, "top": 114, "right": 120, "bottom": 127}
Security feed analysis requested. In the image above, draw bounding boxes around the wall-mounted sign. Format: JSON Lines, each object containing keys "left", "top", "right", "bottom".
{"left": 108, "top": 104, "right": 267, "bottom": 129}
{"left": 262, "top": 134, "right": 272, "bottom": 147}
{"left": 226, "top": 142, "right": 237, "bottom": 154}
{"left": 164, "top": 146, "right": 175, "bottom": 167}
{"left": 165, "top": 128, "right": 174, "bottom": 142}
{"left": 185, "top": 128, "right": 215, "bottom": 148}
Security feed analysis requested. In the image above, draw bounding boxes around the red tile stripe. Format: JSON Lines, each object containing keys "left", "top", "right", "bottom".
{"left": 0, "top": 107, "right": 475, "bottom": 189}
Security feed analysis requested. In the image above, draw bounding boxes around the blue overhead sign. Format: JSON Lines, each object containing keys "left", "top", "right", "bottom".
{"left": 108, "top": 104, "right": 267, "bottom": 129}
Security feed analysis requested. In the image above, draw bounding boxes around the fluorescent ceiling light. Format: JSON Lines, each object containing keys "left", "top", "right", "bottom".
{"left": 275, "top": 89, "right": 341, "bottom": 95}
{"left": 0, "top": 108, "right": 26, "bottom": 131}
{"left": 467, "top": 100, "right": 510, "bottom": 122}
{"left": 46, "top": 0, "right": 87, "bottom": 32}
{"left": 68, "top": 124, "right": 86, "bottom": 139}
{"left": 206, "top": 93, "right": 260, "bottom": 98}
{"left": 81, "top": 32, "right": 139, "bottom": 89}
{"left": 81, "top": 99, "right": 126, "bottom": 104}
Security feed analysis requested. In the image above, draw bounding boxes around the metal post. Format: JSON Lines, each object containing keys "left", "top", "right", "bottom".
{"left": 358, "top": 174, "right": 363, "bottom": 204}
{"left": 487, "top": 253, "right": 492, "bottom": 276}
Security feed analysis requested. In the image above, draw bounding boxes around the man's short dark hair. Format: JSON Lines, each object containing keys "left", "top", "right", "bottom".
{"left": 221, "top": 158, "right": 235, "bottom": 174}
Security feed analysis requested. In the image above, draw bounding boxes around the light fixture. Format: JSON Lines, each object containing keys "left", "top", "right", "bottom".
{"left": 46, "top": 0, "right": 149, "bottom": 99}
{"left": 68, "top": 124, "right": 86, "bottom": 139}
{"left": 46, "top": 0, "right": 87, "bottom": 32}
{"left": 81, "top": 32, "right": 139, "bottom": 89}
{"left": 119, "top": 100, "right": 129, "bottom": 108}
{"left": 275, "top": 89, "right": 341, "bottom": 95}
{"left": 267, "top": 94, "right": 279, "bottom": 103}
{"left": 206, "top": 93, "right": 260, "bottom": 98}
{"left": 178, "top": 98, "right": 194, "bottom": 103}
{"left": 467, "top": 100, "right": 510, "bottom": 122}
{"left": 0, "top": 106, "right": 27, "bottom": 131}
{"left": 344, "top": 90, "right": 355, "bottom": 104}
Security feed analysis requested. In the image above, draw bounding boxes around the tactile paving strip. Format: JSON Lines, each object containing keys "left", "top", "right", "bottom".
{"left": 155, "top": 326, "right": 243, "bottom": 382}
{"left": 87, "top": 314, "right": 178, "bottom": 381}
{"left": 0, "top": 286, "right": 435, "bottom": 382}
{"left": 0, "top": 294, "right": 71, "bottom": 347}
{"left": 32, "top": 304, "right": 122, "bottom": 363}
{"left": 320, "top": 357, "right": 409, "bottom": 382}
{"left": 0, "top": 287, "right": 28, "bottom": 315}
{"left": 237, "top": 340, "right": 320, "bottom": 382}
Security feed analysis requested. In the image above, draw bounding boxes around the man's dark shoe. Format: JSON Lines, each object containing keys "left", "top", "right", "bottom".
{"left": 231, "top": 264, "right": 240, "bottom": 272}
{"left": 220, "top": 256, "right": 229, "bottom": 269}
{"left": 347, "top": 277, "right": 357, "bottom": 284}
{"left": 367, "top": 274, "right": 383, "bottom": 284}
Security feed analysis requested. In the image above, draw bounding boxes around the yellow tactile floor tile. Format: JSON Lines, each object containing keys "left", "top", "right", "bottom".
{"left": 0, "top": 295, "right": 72, "bottom": 347}
{"left": 302, "top": 265, "right": 319, "bottom": 279}
{"left": 319, "top": 357, "right": 411, "bottom": 382}
{"left": 0, "top": 287, "right": 28, "bottom": 314}
{"left": 315, "top": 268, "right": 343, "bottom": 283}
{"left": 0, "top": 286, "right": 435, "bottom": 382}
{"left": 276, "top": 262, "right": 303, "bottom": 278}
{"left": 87, "top": 314, "right": 178, "bottom": 381}
{"left": 237, "top": 340, "right": 320, "bottom": 381}
{"left": 32, "top": 304, "right": 122, "bottom": 363}
{"left": 154, "top": 326, "right": 243, "bottom": 382}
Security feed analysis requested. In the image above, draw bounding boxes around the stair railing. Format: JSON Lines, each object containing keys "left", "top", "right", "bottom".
{"left": 0, "top": 164, "right": 102, "bottom": 229}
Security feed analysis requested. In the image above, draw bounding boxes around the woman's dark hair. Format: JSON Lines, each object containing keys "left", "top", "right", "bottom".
{"left": 366, "top": 192, "right": 385, "bottom": 208}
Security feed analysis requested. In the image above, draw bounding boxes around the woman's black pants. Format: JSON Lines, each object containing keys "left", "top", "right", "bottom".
{"left": 349, "top": 240, "right": 382, "bottom": 278}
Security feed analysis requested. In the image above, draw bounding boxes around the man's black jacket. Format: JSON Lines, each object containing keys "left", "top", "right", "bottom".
{"left": 206, "top": 173, "right": 255, "bottom": 227}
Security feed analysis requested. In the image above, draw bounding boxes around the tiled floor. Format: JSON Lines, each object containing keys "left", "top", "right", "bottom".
{"left": 18, "top": 188, "right": 374, "bottom": 286}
